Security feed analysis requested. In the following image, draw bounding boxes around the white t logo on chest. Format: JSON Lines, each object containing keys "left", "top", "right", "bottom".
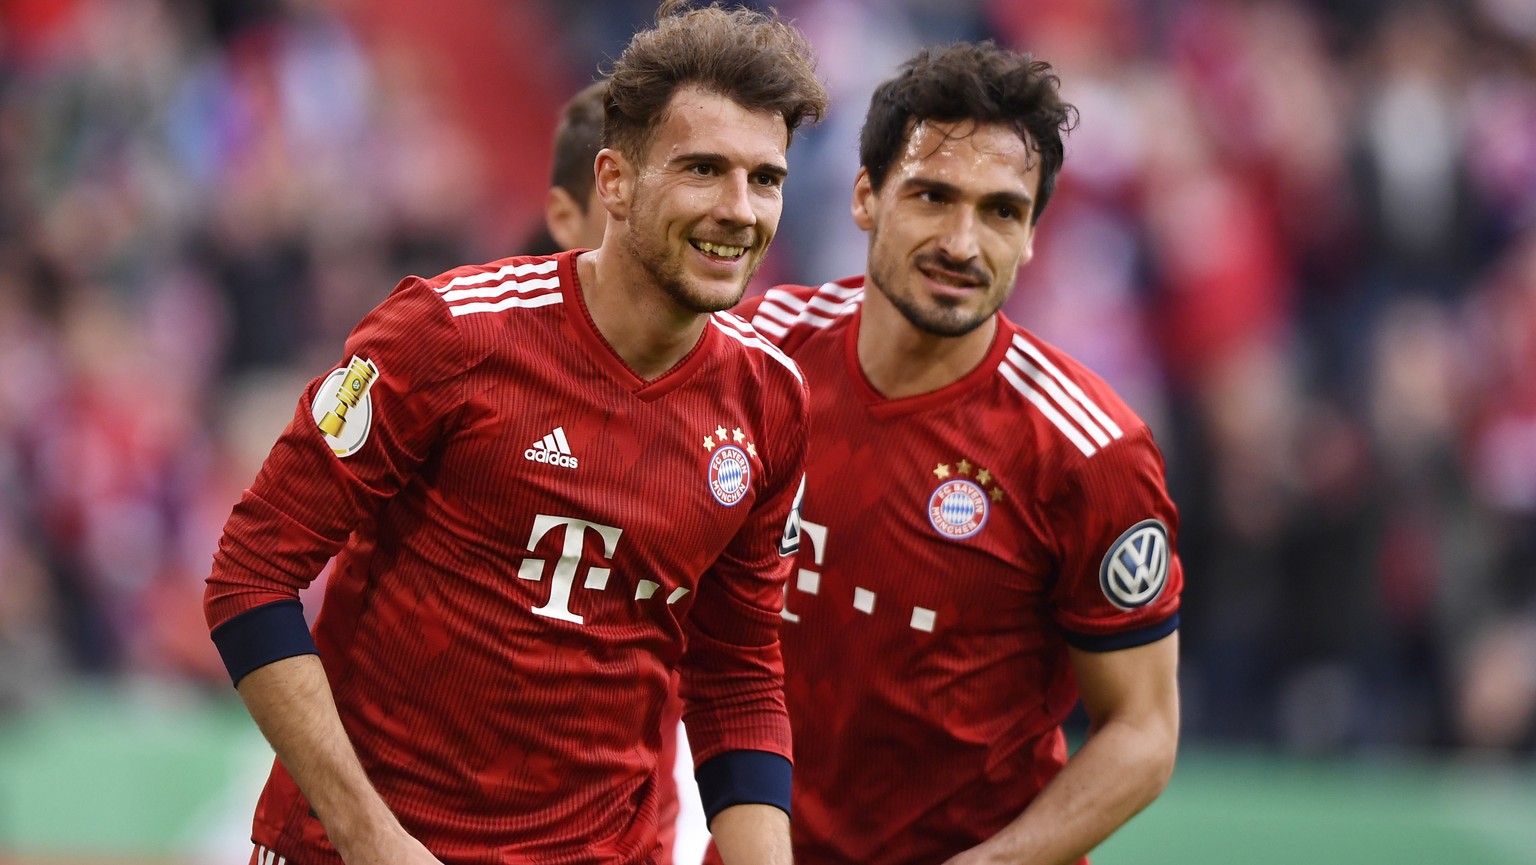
{"left": 518, "top": 515, "right": 624, "bottom": 624}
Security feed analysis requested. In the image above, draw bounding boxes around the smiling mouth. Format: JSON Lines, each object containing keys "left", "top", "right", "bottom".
{"left": 691, "top": 240, "right": 748, "bottom": 261}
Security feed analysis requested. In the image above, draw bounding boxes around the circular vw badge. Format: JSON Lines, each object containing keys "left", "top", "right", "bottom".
{"left": 928, "top": 479, "right": 989, "bottom": 539}
{"left": 1099, "top": 519, "right": 1170, "bottom": 610}
{"left": 709, "top": 444, "right": 751, "bottom": 506}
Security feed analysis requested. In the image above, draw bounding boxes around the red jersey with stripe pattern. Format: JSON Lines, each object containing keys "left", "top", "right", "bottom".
{"left": 736, "top": 277, "right": 1182, "bottom": 865}
{"left": 205, "top": 249, "right": 807, "bottom": 865}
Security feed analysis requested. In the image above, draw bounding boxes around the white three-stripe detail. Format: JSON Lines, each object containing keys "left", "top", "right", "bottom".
{"left": 751, "top": 284, "right": 861, "bottom": 337}
{"left": 710, "top": 313, "right": 803, "bottom": 384}
{"left": 438, "top": 260, "right": 563, "bottom": 317}
{"left": 441, "top": 276, "right": 559, "bottom": 302}
{"left": 1005, "top": 347, "right": 1111, "bottom": 447}
{"left": 448, "top": 291, "right": 563, "bottom": 317}
{"left": 1011, "top": 334, "right": 1123, "bottom": 438}
{"left": 998, "top": 335, "right": 1123, "bottom": 458}
{"left": 1000, "top": 364, "right": 1099, "bottom": 457}
{"left": 437, "top": 259, "right": 558, "bottom": 292}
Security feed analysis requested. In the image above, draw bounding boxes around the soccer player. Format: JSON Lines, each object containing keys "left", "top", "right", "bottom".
{"left": 735, "top": 43, "right": 1182, "bottom": 865}
{"left": 203, "top": 3, "right": 826, "bottom": 864}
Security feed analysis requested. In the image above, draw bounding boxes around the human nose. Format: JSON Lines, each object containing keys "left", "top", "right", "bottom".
{"left": 935, "top": 207, "right": 980, "bottom": 262}
{"left": 711, "top": 170, "right": 756, "bottom": 227}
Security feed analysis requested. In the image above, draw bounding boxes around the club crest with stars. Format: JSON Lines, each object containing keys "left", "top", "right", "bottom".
{"left": 927, "top": 459, "right": 1003, "bottom": 539}
{"left": 702, "top": 424, "right": 756, "bottom": 507}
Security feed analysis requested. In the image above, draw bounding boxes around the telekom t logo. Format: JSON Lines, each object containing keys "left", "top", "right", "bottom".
{"left": 517, "top": 515, "right": 624, "bottom": 624}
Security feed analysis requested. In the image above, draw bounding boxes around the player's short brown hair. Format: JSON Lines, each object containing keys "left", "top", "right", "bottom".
{"left": 549, "top": 79, "right": 608, "bottom": 210}
{"left": 604, "top": 1, "right": 827, "bottom": 163}
{"left": 860, "top": 42, "right": 1078, "bottom": 224}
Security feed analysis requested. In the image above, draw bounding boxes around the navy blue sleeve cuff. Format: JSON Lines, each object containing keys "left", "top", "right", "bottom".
{"left": 1063, "top": 612, "right": 1179, "bottom": 653}
{"left": 695, "top": 750, "right": 792, "bottom": 825}
{"left": 210, "top": 599, "right": 318, "bottom": 686}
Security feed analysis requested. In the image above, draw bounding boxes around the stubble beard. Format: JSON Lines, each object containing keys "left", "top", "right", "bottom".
{"left": 623, "top": 199, "right": 757, "bottom": 315}
{"left": 866, "top": 227, "right": 1007, "bottom": 338}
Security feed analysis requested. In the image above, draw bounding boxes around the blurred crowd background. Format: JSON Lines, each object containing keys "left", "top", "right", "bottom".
{"left": 2, "top": 0, "right": 1535, "bottom": 783}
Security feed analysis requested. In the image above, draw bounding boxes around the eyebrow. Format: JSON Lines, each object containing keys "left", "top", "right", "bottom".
{"left": 903, "top": 177, "right": 1033, "bottom": 210}
{"left": 670, "top": 152, "right": 789, "bottom": 181}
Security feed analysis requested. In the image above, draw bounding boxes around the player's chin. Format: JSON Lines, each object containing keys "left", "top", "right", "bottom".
{"left": 671, "top": 275, "right": 750, "bottom": 314}
{"left": 913, "top": 303, "right": 992, "bottom": 338}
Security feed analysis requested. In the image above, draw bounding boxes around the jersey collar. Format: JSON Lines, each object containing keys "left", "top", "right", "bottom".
{"left": 842, "top": 297, "right": 1015, "bottom": 420}
{"left": 560, "top": 249, "right": 717, "bottom": 401}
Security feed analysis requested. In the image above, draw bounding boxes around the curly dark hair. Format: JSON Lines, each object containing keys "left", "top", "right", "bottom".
{"left": 604, "top": 1, "right": 827, "bottom": 162}
{"left": 860, "top": 42, "right": 1078, "bottom": 224}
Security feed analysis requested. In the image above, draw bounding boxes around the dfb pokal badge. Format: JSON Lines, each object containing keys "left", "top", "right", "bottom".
{"left": 312, "top": 355, "right": 379, "bottom": 458}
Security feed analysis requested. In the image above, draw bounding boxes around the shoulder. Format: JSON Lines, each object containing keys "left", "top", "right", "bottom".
{"left": 992, "top": 319, "right": 1153, "bottom": 466}
{"left": 707, "top": 310, "right": 807, "bottom": 397}
{"left": 411, "top": 253, "right": 567, "bottom": 322}
{"left": 732, "top": 276, "right": 863, "bottom": 352}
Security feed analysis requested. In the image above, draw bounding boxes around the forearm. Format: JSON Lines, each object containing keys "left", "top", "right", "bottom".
{"left": 710, "top": 803, "right": 791, "bottom": 865}
{"left": 236, "top": 655, "right": 403, "bottom": 859}
{"left": 952, "top": 719, "right": 1176, "bottom": 865}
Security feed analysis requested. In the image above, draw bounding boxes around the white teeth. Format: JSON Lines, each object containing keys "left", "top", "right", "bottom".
{"left": 693, "top": 240, "right": 746, "bottom": 258}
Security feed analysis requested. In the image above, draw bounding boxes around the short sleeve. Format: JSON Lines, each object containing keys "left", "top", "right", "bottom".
{"left": 1045, "top": 427, "right": 1183, "bottom": 652}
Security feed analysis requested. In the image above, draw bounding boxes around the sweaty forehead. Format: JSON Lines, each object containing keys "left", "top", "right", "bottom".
{"left": 897, "top": 121, "right": 1032, "bottom": 168}
{"left": 896, "top": 120, "right": 1036, "bottom": 177}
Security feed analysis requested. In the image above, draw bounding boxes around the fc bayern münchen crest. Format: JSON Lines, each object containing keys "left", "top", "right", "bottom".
{"left": 709, "top": 444, "right": 751, "bottom": 506}
{"left": 928, "top": 479, "right": 989, "bottom": 539}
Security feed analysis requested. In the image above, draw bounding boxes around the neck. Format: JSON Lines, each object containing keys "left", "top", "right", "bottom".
{"left": 579, "top": 248, "right": 709, "bottom": 381}
{"left": 856, "top": 282, "right": 998, "bottom": 400}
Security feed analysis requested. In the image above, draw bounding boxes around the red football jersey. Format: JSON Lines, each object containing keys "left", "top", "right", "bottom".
{"left": 205, "top": 250, "right": 807, "bottom": 865}
{"left": 737, "top": 277, "right": 1183, "bottom": 865}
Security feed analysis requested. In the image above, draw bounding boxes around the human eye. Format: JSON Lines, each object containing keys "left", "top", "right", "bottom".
{"left": 994, "top": 203, "right": 1022, "bottom": 221}
{"left": 752, "top": 172, "right": 783, "bottom": 188}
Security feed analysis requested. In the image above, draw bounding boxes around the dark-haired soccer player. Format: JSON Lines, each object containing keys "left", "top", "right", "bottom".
{"left": 204, "top": 4, "right": 826, "bottom": 865}
{"left": 735, "top": 42, "right": 1182, "bottom": 865}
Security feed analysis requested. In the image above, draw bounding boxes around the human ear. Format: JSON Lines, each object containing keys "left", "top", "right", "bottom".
{"left": 850, "top": 167, "right": 876, "bottom": 232}
{"left": 594, "top": 148, "right": 633, "bottom": 221}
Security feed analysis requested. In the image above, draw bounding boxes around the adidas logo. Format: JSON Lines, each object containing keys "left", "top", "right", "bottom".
{"left": 525, "top": 426, "right": 579, "bottom": 469}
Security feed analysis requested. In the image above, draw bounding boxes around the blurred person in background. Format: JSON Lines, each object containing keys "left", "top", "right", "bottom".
{"left": 201, "top": 3, "right": 826, "bottom": 865}
{"left": 731, "top": 42, "right": 1181, "bottom": 865}
{"left": 526, "top": 79, "right": 612, "bottom": 256}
